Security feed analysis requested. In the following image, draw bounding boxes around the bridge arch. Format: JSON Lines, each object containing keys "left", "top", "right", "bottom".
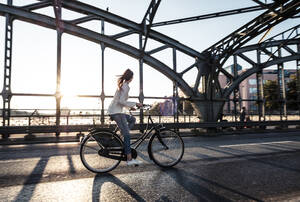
{"left": 0, "top": 3, "right": 196, "bottom": 97}
{"left": 0, "top": 1, "right": 299, "bottom": 130}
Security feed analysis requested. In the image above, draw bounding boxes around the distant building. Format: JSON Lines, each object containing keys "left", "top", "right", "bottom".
{"left": 159, "top": 99, "right": 174, "bottom": 116}
{"left": 219, "top": 67, "right": 297, "bottom": 112}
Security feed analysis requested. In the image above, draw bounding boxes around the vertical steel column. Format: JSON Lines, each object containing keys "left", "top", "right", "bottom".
{"left": 53, "top": 0, "right": 62, "bottom": 136}
{"left": 233, "top": 55, "right": 239, "bottom": 121}
{"left": 277, "top": 47, "right": 287, "bottom": 121}
{"left": 297, "top": 60, "right": 300, "bottom": 119}
{"left": 297, "top": 43, "right": 300, "bottom": 120}
{"left": 139, "top": 34, "right": 144, "bottom": 127}
{"left": 100, "top": 19, "right": 105, "bottom": 125}
{"left": 1, "top": 0, "right": 13, "bottom": 139}
{"left": 172, "top": 48, "right": 179, "bottom": 125}
{"left": 55, "top": 32, "right": 62, "bottom": 136}
{"left": 256, "top": 50, "right": 265, "bottom": 122}
{"left": 2, "top": 0, "right": 13, "bottom": 124}
{"left": 226, "top": 76, "right": 230, "bottom": 114}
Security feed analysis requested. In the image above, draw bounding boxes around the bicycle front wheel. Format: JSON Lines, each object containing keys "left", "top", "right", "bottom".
{"left": 149, "top": 129, "right": 184, "bottom": 168}
{"left": 80, "top": 131, "right": 123, "bottom": 173}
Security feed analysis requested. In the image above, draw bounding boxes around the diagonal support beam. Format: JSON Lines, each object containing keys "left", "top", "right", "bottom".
{"left": 111, "top": 30, "right": 136, "bottom": 40}
{"left": 146, "top": 45, "right": 169, "bottom": 55}
{"left": 21, "top": 1, "right": 52, "bottom": 11}
{"left": 179, "top": 62, "right": 196, "bottom": 76}
{"left": 282, "top": 45, "right": 296, "bottom": 55}
{"left": 68, "top": 15, "right": 99, "bottom": 25}
{"left": 141, "top": 0, "right": 161, "bottom": 52}
{"left": 260, "top": 47, "right": 279, "bottom": 59}
{"left": 206, "top": 0, "right": 300, "bottom": 66}
{"left": 237, "top": 53, "right": 256, "bottom": 66}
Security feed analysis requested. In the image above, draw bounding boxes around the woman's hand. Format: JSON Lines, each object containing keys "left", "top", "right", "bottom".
{"left": 130, "top": 107, "right": 136, "bottom": 111}
{"left": 136, "top": 103, "right": 143, "bottom": 108}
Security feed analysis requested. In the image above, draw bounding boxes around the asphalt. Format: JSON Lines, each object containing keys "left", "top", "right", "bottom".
{"left": 0, "top": 130, "right": 300, "bottom": 201}
{"left": 1, "top": 127, "right": 300, "bottom": 145}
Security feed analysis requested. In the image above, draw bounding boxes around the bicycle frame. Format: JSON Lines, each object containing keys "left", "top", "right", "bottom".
{"left": 82, "top": 107, "right": 165, "bottom": 158}
{"left": 130, "top": 112, "right": 165, "bottom": 150}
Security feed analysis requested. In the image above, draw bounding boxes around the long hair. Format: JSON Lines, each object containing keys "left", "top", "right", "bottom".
{"left": 117, "top": 69, "right": 133, "bottom": 90}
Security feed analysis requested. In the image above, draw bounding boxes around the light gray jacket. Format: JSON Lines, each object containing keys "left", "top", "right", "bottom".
{"left": 107, "top": 82, "right": 136, "bottom": 115}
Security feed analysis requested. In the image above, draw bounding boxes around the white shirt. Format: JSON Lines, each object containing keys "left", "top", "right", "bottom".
{"left": 107, "top": 82, "right": 136, "bottom": 115}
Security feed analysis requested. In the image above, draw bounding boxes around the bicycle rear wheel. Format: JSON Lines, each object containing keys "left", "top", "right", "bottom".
{"left": 80, "top": 130, "right": 123, "bottom": 173}
{"left": 148, "top": 129, "right": 184, "bottom": 168}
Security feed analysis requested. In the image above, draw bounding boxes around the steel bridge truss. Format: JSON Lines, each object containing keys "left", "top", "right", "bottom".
{"left": 0, "top": 0, "right": 299, "bottom": 138}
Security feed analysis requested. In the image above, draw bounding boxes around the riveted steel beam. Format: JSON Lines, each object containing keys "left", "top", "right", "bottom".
{"left": 53, "top": 0, "right": 63, "bottom": 136}
{"left": 152, "top": 5, "right": 271, "bottom": 27}
{"left": 1, "top": 0, "right": 13, "bottom": 130}
{"left": 0, "top": 4, "right": 195, "bottom": 99}
{"left": 224, "top": 54, "right": 300, "bottom": 98}
{"left": 206, "top": 0, "right": 300, "bottom": 66}
{"left": 50, "top": 0, "right": 205, "bottom": 60}
{"left": 141, "top": 0, "right": 161, "bottom": 52}
{"left": 68, "top": 15, "right": 100, "bottom": 25}
{"left": 21, "top": 1, "right": 51, "bottom": 11}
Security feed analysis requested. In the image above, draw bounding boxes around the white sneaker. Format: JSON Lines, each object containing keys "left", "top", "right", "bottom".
{"left": 127, "top": 159, "right": 142, "bottom": 166}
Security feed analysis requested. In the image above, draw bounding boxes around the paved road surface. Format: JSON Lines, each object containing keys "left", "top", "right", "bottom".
{"left": 0, "top": 131, "right": 300, "bottom": 201}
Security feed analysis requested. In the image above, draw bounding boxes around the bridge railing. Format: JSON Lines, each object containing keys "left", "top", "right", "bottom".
{"left": 1, "top": 108, "right": 300, "bottom": 139}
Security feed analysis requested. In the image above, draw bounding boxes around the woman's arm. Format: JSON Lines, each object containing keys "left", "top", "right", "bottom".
{"left": 118, "top": 84, "right": 136, "bottom": 108}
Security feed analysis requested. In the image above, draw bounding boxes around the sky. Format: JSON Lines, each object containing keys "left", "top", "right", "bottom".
{"left": 0, "top": 0, "right": 299, "bottom": 111}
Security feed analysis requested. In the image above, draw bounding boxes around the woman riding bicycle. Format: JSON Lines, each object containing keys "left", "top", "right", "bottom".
{"left": 107, "top": 68, "right": 143, "bottom": 166}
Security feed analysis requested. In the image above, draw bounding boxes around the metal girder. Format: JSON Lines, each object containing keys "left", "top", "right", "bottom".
{"left": 111, "top": 30, "right": 136, "bottom": 40}
{"left": 224, "top": 39, "right": 300, "bottom": 98}
{"left": 264, "top": 24, "right": 300, "bottom": 42}
{"left": 146, "top": 45, "right": 169, "bottom": 55}
{"left": 21, "top": 1, "right": 51, "bottom": 11}
{"left": 152, "top": 5, "right": 271, "bottom": 27}
{"left": 0, "top": 3, "right": 195, "bottom": 99}
{"left": 235, "top": 38, "right": 300, "bottom": 53}
{"left": 141, "top": 0, "right": 161, "bottom": 52}
{"left": 251, "top": 0, "right": 279, "bottom": 14}
{"left": 68, "top": 15, "right": 100, "bottom": 25}
{"left": 180, "top": 62, "right": 197, "bottom": 76}
{"left": 48, "top": 0, "right": 206, "bottom": 60}
{"left": 0, "top": 1, "right": 299, "bottom": 124}
{"left": 206, "top": 0, "right": 300, "bottom": 66}
{"left": 1, "top": 0, "right": 13, "bottom": 128}
{"left": 53, "top": 0, "right": 63, "bottom": 135}
{"left": 237, "top": 53, "right": 257, "bottom": 66}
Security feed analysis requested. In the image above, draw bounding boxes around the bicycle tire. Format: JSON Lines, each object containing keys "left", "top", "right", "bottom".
{"left": 80, "top": 130, "right": 123, "bottom": 173}
{"left": 148, "top": 129, "right": 184, "bottom": 168}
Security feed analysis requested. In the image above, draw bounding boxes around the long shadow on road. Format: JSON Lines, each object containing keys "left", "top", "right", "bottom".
{"left": 13, "top": 156, "right": 49, "bottom": 202}
{"left": 163, "top": 167, "right": 262, "bottom": 202}
{"left": 92, "top": 173, "right": 146, "bottom": 202}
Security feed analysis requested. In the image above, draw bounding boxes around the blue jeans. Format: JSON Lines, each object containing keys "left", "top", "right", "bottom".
{"left": 110, "top": 113, "right": 136, "bottom": 155}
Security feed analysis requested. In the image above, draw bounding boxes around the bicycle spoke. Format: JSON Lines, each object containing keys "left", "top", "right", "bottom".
{"left": 149, "top": 129, "right": 184, "bottom": 167}
{"left": 80, "top": 131, "right": 122, "bottom": 173}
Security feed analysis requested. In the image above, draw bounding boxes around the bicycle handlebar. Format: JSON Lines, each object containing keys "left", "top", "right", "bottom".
{"left": 129, "top": 104, "right": 152, "bottom": 112}
{"left": 139, "top": 104, "right": 152, "bottom": 109}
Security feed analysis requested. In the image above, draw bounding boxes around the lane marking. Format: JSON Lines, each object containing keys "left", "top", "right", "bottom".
{"left": 220, "top": 140, "right": 296, "bottom": 148}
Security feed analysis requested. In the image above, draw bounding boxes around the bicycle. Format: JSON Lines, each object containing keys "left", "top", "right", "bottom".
{"left": 79, "top": 104, "right": 184, "bottom": 173}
